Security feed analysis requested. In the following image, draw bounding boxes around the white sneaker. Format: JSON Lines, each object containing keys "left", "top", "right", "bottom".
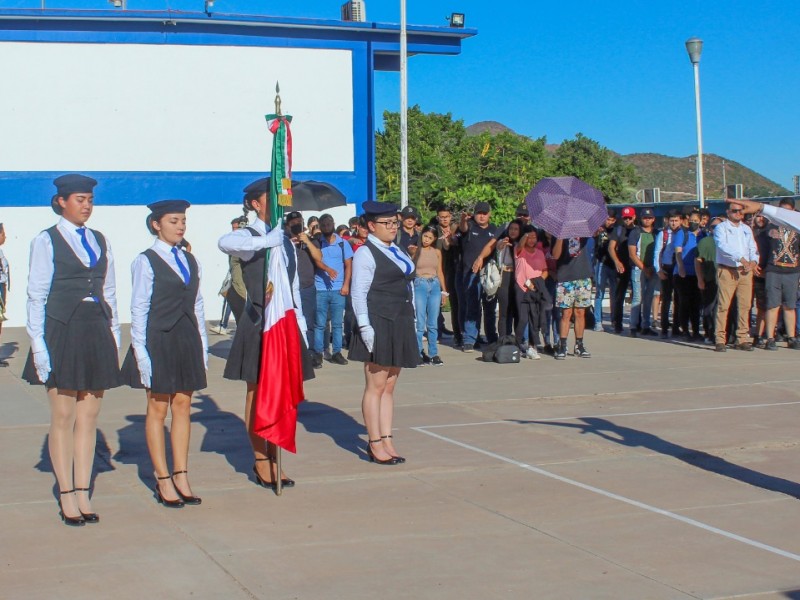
{"left": 525, "top": 347, "right": 540, "bottom": 360}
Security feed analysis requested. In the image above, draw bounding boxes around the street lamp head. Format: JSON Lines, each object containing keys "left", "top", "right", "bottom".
{"left": 685, "top": 37, "right": 703, "bottom": 65}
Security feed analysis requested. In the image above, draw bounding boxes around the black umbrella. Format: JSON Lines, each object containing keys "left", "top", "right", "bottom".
{"left": 266, "top": 178, "right": 347, "bottom": 211}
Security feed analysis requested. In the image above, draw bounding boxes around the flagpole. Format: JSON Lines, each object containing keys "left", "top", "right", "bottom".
{"left": 273, "top": 82, "right": 284, "bottom": 497}
{"left": 399, "top": 0, "right": 408, "bottom": 209}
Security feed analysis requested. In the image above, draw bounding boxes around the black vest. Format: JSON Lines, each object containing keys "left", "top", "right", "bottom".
{"left": 143, "top": 248, "right": 199, "bottom": 333}
{"left": 45, "top": 226, "right": 112, "bottom": 324}
{"left": 241, "top": 227, "right": 298, "bottom": 310}
{"left": 364, "top": 241, "right": 416, "bottom": 319}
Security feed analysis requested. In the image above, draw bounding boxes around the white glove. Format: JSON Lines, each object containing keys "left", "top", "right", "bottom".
{"left": 359, "top": 325, "right": 375, "bottom": 353}
{"left": 33, "top": 350, "right": 51, "bottom": 384}
{"left": 137, "top": 355, "right": 152, "bottom": 388}
{"left": 113, "top": 330, "right": 121, "bottom": 351}
{"left": 203, "top": 350, "right": 209, "bottom": 371}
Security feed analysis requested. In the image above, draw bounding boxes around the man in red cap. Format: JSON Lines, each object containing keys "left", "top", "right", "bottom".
{"left": 607, "top": 206, "right": 637, "bottom": 334}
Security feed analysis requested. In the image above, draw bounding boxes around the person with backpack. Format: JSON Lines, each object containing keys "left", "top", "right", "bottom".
{"left": 456, "top": 201, "right": 499, "bottom": 352}
{"left": 627, "top": 208, "right": 660, "bottom": 336}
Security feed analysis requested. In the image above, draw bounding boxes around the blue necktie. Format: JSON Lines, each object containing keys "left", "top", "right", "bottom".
{"left": 76, "top": 228, "right": 98, "bottom": 267}
{"left": 171, "top": 247, "right": 190, "bottom": 285}
{"left": 389, "top": 246, "right": 412, "bottom": 275}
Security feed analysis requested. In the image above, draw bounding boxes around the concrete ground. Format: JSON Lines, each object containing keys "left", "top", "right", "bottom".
{"left": 1, "top": 321, "right": 800, "bottom": 600}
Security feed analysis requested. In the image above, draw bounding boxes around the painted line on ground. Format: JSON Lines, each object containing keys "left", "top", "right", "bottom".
{"left": 415, "top": 400, "right": 800, "bottom": 430}
{"left": 411, "top": 426, "right": 800, "bottom": 563}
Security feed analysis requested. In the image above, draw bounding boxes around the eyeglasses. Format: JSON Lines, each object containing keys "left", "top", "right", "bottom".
{"left": 374, "top": 220, "right": 400, "bottom": 229}
{"left": 622, "top": 216, "right": 635, "bottom": 220}
{"left": 728, "top": 208, "right": 743, "bottom": 214}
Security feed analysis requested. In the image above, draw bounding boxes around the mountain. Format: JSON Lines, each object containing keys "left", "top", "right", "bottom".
{"left": 465, "top": 121, "right": 791, "bottom": 198}
{"left": 619, "top": 153, "right": 790, "bottom": 199}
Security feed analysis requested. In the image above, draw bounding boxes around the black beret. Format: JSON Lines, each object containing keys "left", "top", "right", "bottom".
{"left": 53, "top": 174, "right": 97, "bottom": 197}
{"left": 362, "top": 201, "right": 399, "bottom": 218}
{"left": 147, "top": 199, "right": 190, "bottom": 219}
{"left": 243, "top": 177, "right": 270, "bottom": 198}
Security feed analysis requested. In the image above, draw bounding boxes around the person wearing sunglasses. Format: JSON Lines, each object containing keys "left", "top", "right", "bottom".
{"left": 712, "top": 201, "right": 760, "bottom": 352}
{"left": 349, "top": 201, "right": 418, "bottom": 465}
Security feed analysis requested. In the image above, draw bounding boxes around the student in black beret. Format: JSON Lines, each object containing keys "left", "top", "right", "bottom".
{"left": 23, "top": 174, "right": 122, "bottom": 526}
{"left": 217, "top": 178, "right": 312, "bottom": 489}
{"left": 121, "top": 200, "right": 208, "bottom": 508}
{"left": 349, "top": 201, "right": 419, "bottom": 465}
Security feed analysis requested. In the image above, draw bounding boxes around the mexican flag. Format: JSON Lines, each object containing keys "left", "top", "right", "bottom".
{"left": 266, "top": 113, "right": 293, "bottom": 208}
{"left": 252, "top": 241, "right": 305, "bottom": 453}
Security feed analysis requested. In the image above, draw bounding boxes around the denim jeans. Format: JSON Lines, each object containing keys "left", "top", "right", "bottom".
{"left": 593, "top": 262, "right": 617, "bottom": 325}
{"left": 458, "top": 270, "right": 498, "bottom": 346}
{"left": 630, "top": 268, "right": 658, "bottom": 330}
{"left": 314, "top": 289, "right": 346, "bottom": 354}
{"left": 414, "top": 277, "right": 441, "bottom": 356}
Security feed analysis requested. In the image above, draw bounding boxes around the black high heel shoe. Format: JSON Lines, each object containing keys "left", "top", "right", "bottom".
{"left": 253, "top": 458, "right": 295, "bottom": 489}
{"left": 74, "top": 487, "right": 99, "bottom": 523}
{"left": 380, "top": 435, "right": 406, "bottom": 463}
{"left": 268, "top": 455, "right": 295, "bottom": 488}
{"left": 154, "top": 474, "right": 184, "bottom": 508}
{"left": 58, "top": 489, "right": 86, "bottom": 527}
{"left": 367, "top": 439, "right": 399, "bottom": 465}
{"left": 171, "top": 470, "right": 202, "bottom": 505}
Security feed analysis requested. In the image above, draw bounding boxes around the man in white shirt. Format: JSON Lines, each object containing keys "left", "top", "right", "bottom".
{"left": 713, "top": 201, "right": 760, "bottom": 351}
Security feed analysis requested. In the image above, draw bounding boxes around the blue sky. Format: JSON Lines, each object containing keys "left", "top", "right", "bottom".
{"left": 6, "top": 0, "right": 799, "bottom": 189}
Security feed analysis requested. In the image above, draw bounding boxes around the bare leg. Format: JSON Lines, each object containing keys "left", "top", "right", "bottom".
{"left": 362, "top": 363, "right": 394, "bottom": 462}
{"left": 379, "top": 368, "right": 402, "bottom": 457}
{"left": 559, "top": 308, "right": 574, "bottom": 341}
{"left": 146, "top": 391, "right": 180, "bottom": 502}
{"left": 573, "top": 308, "right": 586, "bottom": 338}
{"left": 244, "top": 383, "right": 271, "bottom": 481}
{"left": 73, "top": 390, "right": 102, "bottom": 514}
{"left": 784, "top": 304, "right": 796, "bottom": 339}
{"left": 48, "top": 388, "right": 79, "bottom": 518}
{"left": 764, "top": 307, "right": 779, "bottom": 340}
{"left": 169, "top": 392, "right": 195, "bottom": 497}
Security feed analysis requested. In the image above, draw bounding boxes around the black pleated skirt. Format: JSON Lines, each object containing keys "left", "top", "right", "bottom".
{"left": 224, "top": 310, "right": 315, "bottom": 384}
{"left": 349, "top": 312, "right": 420, "bottom": 369}
{"left": 120, "top": 314, "right": 207, "bottom": 395}
{"left": 22, "top": 302, "right": 121, "bottom": 390}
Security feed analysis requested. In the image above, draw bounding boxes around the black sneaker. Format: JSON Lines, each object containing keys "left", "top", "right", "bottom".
{"left": 788, "top": 337, "right": 800, "bottom": 350}
{"left": 431, "top": 355, "right": 444, "bottom": 366}
{"left": 641, "top": 327, "right": 658, "bottom": 336}
{"left": 554, "top": 345, "right": 567, "bottom": 360}
{"left": 462, "top": 344, "right": 474, "bottom": 353}
{"left": 330, "top": 352, "right": 349, "bottom": 365}
{"left": 574, "top": 343, "right": 591, "bottom": 358}
{"left": 421, "top": 352, "right": 432, "bottom": 365}
{"left": 543, "top": 343, "right": 554, "bottom": 356}
{"left": 312, "top": 352, "right": 324, "bottom": 369}
{"left": 765, "top": 338, "right": 778, "bottom": 351}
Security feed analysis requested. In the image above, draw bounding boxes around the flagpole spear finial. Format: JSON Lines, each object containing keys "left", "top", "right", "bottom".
{"left": 274, "top": 81, "right": 282, "bottom": 116}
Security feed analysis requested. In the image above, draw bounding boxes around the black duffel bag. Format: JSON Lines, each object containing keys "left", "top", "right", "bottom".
{"left": 481, "top": 335, "right": 520, "bottom": 364}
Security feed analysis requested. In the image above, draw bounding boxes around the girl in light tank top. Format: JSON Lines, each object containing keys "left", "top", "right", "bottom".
{"left": 412, "top": 226, "right": 448, "bottom": 365}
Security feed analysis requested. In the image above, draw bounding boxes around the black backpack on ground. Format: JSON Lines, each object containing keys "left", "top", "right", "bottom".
{"left": 481, "top": 335, "right": 520, "bottom": 364}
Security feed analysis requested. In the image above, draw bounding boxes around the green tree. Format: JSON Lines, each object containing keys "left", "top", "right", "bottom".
{"left": 552, "top": 133, "right": 639, "bottom": 203}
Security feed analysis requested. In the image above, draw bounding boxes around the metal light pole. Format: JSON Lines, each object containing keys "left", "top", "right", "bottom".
{"left": 685, "top": 37, "right": 704, "bottom": 208}
{"left": 399, "top": 0, "right": 409, "bottom": 209}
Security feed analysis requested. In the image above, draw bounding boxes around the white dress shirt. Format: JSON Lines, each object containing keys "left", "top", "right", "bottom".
{"left": 217, "top": 217, "right": 306, "bottom": 331}
{"left": 713, "top": 219, "right": 759, "bottom": 268}
{"left": 762, "top": 204, "right": 800, "bottom": 232}
{"left": 27, "top": 217, "right": 120, "bottom": 354}
{"left": 351, "top": 234, "right": 415, "bottom": 328}
{"left": 130, "top": 239, "right": 208, "bottom": 365}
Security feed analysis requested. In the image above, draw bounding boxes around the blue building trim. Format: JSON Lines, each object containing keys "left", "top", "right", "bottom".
{"left": 0, "top": 171, "right": 361, "bottom": 208}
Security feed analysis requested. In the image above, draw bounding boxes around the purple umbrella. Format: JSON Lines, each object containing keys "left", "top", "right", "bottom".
{"left": 525, "top": 176, "right": 608, "bottom": 239}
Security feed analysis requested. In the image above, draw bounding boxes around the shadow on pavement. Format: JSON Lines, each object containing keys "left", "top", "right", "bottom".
{"left": 512, "top": 417, "right": 800, "bottom": 499}
{"left": 298, "top": 399, "right": 367, "bottom": 460}
{"left": 195, "top": 393, "right": 253, "bottom": 478}
{"left": 113, "top": 415, "right": 151, "bottom": 490}
{"left": 0, "top": 340, "right": 18, "bottom": 361}
{"left": 37, "top": 429, "right": 116, "bottom": 500}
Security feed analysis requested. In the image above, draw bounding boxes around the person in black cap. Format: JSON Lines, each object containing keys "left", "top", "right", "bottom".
{"left": 396, "top": 205, "right": 420, "bottom": 256}
{"left": 456, "top": 201, "right": 499, "bottom": 351}
{"left": 23, "top": 174, "right": 121, "bottom": 526}
{"left": 626, "top": 207, "right": 660, "bottom": 336}
{"left": 120, "top": 200, "right": 207, "bottom": 508}
{"left": 515, "top": 203, "right": 531, "bottom": 226}
{"left": 217, "top": 177, "right": 312, "bottom": 490}
{"left": 349, "top": 201, "right": 419, "bottom": 465}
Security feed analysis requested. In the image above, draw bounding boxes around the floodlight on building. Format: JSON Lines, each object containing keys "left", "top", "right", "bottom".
{"left": 449, "top": 13, "right": 465, "bottom": 28}
{"left": 108, "top": 0, "right": 123, "bottom": 7}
